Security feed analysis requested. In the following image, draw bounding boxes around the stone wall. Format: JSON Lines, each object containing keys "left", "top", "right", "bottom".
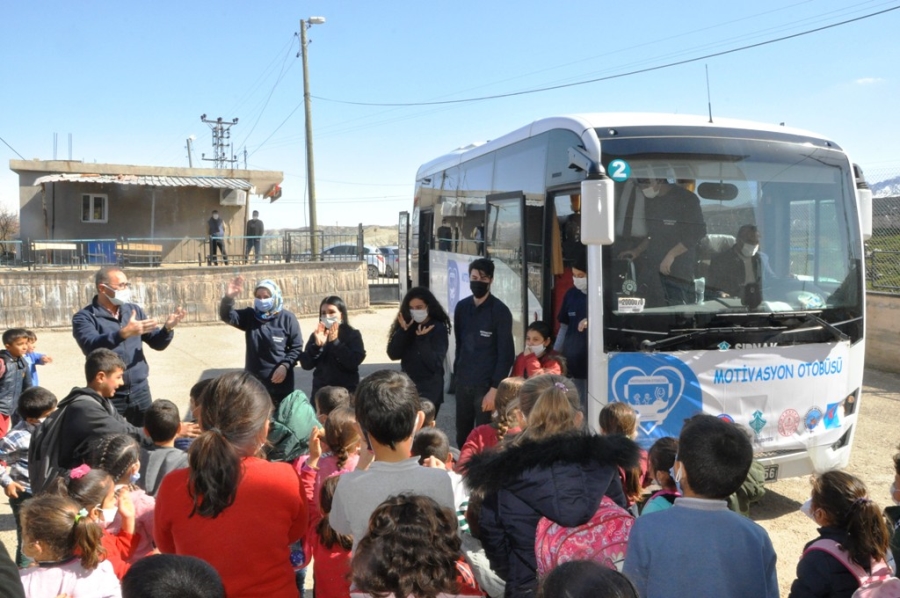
{"left": 0, "top": 262, "right": 369, "bottom": 330}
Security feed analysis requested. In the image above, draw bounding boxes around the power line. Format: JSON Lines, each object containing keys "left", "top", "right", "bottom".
{"left": 313, "top": 4, "right": 900, "bottom": 107}
{"left": 0, "top": 135, "right": 25, "bottom": 160}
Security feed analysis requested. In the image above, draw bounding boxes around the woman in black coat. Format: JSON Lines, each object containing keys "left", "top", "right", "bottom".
{"left": 386, "top": 287, "right": 450, "bottom": 415}
{"left": 463, "top": 375, "right": 640, "bottom": 597}
{"left": 299, "top": 295, "right": 366, "bottom": 399}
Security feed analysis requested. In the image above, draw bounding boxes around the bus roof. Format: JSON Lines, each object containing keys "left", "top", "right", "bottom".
{"left": 415, "top": 113, "right": 838, "bottom": 181}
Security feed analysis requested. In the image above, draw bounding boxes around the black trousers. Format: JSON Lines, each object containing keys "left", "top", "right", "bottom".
{"left": 455, "top": 384, "right": 492, "bottom": 448}
{"left": 111, "top": 382, "right": 153, "bottom": 427}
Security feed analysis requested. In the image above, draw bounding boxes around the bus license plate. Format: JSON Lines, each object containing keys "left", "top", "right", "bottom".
{"left": 764, "top": 465, "right": 779, "bottom": 483}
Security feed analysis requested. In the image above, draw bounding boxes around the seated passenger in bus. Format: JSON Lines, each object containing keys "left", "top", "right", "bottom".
{"left": 706, "top": 225, "right": 777, "bottom": 302}
{"left": 618, "top": 175, "right": 706, "bottom": 306}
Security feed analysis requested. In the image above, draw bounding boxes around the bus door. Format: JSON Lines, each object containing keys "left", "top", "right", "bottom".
{"left": 485, "top": 192, "right": 528, "bottom": 355}
{"left": 398, "top": 211, "right": 410, "bottom": 300}
{"left": 418, "top": 210, "right": 434, "bottom": 288}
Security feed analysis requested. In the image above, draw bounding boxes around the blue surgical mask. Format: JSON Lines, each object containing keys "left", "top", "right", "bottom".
{"left": 130, "top": 471, "right": 141, "bottom": 485}
{"left": 321, "top": 315, "right": 340, "bottom": 329}
{"left": 255, "top": 297, "right": 275, "bottom": 312}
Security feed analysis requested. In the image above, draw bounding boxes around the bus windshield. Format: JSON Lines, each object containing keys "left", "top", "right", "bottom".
{"left": 600, "top": 134, "right": 863, "bottom": 341}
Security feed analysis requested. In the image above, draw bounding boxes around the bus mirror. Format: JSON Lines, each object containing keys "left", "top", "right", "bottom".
{"left": 857, "top": 186, "right": 872, "bottom": 241}
{"left": 698, "top": 182, "right": 739, "bottom": 201}
{"left": 580, "top": 177, "right": 615, "bottom": 245}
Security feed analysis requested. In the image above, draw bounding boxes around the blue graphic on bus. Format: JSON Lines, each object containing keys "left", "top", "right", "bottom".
{"left": 608, "top": 353, "right": 703, "bottom": 449}
{"left": 448, "top": 260, "right": 461, "bottom": 313}
{"left": 824, "top": 402, "right": 841, "bottom": 429}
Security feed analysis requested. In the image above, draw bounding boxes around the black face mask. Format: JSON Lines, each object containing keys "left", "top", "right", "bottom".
{"left": 470, "top": 280, "right": 490, "bottom": 299}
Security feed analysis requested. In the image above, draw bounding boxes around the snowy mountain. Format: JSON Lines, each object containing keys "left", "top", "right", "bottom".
{"left": 871, "top": 176, "right": 900, "bottom": 198}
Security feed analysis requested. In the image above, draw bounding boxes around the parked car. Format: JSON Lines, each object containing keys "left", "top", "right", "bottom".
{"left": 378, "top": 246, "right": 400, "bottom": 278}
{"left": 321, "top": 244, "right": 386, "bottom": 279}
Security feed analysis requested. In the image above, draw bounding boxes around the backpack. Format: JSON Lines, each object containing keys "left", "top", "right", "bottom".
{"left": 804, "top": 538, "right": 900, "bottom": 598}
{"left": 535, "top": 495, "right": 635, "bottom": 576}
{"left": 266, "top": 389, "right": 319, "bottom": 462}
{"left": 28, "top": 391, "right": 91, "bottom": 495}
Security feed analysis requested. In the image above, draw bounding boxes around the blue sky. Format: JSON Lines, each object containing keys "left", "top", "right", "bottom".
{"left": 2, "top": 0, "right": 899, "bottom": 229}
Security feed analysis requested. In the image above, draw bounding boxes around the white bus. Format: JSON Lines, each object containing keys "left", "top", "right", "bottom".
{"left": 401, "top": 113, "right": 871, "bottom": 480}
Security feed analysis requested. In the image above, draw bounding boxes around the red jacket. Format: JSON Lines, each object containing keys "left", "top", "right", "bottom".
{"left": 155, "top": 457, "right": 308, "bottom": 598}
{"left": 511, "top": 350, "right": 563, "bottom": 379}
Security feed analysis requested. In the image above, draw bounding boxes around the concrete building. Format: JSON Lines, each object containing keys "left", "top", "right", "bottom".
{"left": 9, "top": 159, "right": 282, "bottom": 263}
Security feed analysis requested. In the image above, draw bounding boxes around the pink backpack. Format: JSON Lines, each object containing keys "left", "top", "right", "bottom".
{"left": 805, "top": 539, "right": 900, "bottom": 598}
{"left": 535, "top": 495, "right": 634, "bottom": 576}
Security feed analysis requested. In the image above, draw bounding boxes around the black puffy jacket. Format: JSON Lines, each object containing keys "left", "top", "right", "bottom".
{"left": 463, "top": 432, "right": 640, "bottom": 597}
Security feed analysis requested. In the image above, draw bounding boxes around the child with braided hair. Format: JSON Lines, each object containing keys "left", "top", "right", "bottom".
{"left": 91, "top": 433, "right": 156, "bottom": 563}
{"left": 456, "top": 376, "right": 523, "bottom": 472}
{"left": 57, "top": 464, "right": 137, "bottom": 579}
{"left": 18, "top": 494, "right": 121, "bottom": 597}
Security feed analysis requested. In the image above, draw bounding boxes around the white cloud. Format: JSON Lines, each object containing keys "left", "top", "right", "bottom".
{"left": 855, "top": 77, "right": 885, "bottom": 85}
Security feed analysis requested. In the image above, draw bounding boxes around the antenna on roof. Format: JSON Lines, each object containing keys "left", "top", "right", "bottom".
{"left": 705, "top": 64, "right": 713, "bottom": 124}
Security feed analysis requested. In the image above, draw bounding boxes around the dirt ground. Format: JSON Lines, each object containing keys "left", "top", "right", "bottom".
{"left": 2, "top": 304, "right": 898, "bottom": 596}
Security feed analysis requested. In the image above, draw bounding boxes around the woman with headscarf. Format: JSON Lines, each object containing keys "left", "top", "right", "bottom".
{"left": 220, "top": 276, "right": 304, "bottom": 406}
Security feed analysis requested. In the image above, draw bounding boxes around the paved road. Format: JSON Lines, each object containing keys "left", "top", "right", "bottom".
{"left": 2, "top": 304, "right": 899, "bottom": 597}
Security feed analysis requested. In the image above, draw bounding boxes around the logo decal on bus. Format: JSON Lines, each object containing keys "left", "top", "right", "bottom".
{"left": 607, "top": 159, "right": 631, "bottom": 182}
{"left": 750, "top": 410, "right": 767, "bottom": 435}
{"left": 804, "top": 407, "right": 823, "bottom": 431}
{"left": 608, "top": 353, "right": 702, "bottom": 448}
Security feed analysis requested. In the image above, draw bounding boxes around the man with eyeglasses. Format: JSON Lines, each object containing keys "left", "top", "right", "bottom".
{"left": 72, "top": 266, "right": 187, "bottom": 426}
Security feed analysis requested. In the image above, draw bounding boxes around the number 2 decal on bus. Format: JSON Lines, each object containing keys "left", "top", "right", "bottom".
{"left": 608, "top": 159, "right": 631, "bottom": 182}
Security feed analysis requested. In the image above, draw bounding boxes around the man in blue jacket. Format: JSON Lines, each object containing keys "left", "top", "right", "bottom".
{"left": 453, "top": 258, "right": 514, "bottom": 448}
{"left": 72, "top": 266, "right": 186, "bottom": 426}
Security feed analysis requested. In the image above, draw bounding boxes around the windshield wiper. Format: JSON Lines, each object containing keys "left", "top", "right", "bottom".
{"left": 640, "top": 325, "right": 783, "bottom": 352}
{"left": 779, "top": 313, "right": 849, "bottom": 342}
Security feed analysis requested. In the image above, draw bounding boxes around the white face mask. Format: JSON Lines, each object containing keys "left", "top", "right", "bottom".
{"left": 572, "top": 277, "right": 588, "bottom": 293}
{"left": 641, "top": 186, "right": 659, "bottom": 199}
{"left": 740, "top": 244, "right": 759, "bottom": 258}
{"left": 321, "top": 315, "right": 340, "bottom": 329}
{"left": 528, "top": 344, "right": 546, "bottom": 357}
{"left": 800, "top": 498, "right": 816, "bottom": 521}
{"left": 212, "top": 214, "right": 219, "bottom": 220}
{"left": 99, "top": 506, "right": 118, "bottom": 526}
{"left": 104, "top": 285, "right": 132, "bottom": 306}
{"left": 410, "top": 308, "right": 428, "bottom": 323}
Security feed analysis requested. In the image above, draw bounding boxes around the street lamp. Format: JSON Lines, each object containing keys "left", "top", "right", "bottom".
{"left": 301, "top": 16, "right": 325, "bottom": 259}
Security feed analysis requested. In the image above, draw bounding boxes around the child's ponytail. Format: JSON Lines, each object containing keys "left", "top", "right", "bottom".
{"left": 71, "top": 508, "right": 106, "bottom": 570}
{"left": 324, "top": 407, "right": 359, "bottom": 472}
{"left": 316, "top": 475, "right": 353, "bottom": 551}
{"left": 812, "top": 470, "right": 890, "bottom": 567}
{"left": 20, "top": 495, "right": 107, "bottom": 571}
{"left": 845, "top": 496, "right": 890, "bottom": 567}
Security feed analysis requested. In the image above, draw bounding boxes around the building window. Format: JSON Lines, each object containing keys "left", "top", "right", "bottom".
{"left": 81, "top": 194, "right": 107, "bottom": 223}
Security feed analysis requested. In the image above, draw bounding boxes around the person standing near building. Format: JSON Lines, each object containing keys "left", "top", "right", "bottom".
{"left": 453, "top": 258, "right": 514, "bottom": 448}
{"left": 245, "top": 210, "right": 264, "bottom": 264}
{"left": 72, "top": 266, "right": 187, "bottom": 426}
{"left": 207, "top": 209, "right": 228, "bottom": 266}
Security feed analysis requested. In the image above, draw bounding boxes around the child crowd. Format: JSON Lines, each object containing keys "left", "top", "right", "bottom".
{"left": 0, "top": 266, "right": 898, "bottom": 598}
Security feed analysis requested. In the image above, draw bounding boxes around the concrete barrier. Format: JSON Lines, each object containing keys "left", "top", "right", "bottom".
{"left": 0, "top": 262, "right": 369, "bottom": 329}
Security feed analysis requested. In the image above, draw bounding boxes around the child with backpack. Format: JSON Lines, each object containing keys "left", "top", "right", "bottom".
{"left": 91, "top": 433, "right": 156, "bottom": 563}
{"left": 0, "top": 328, "right": 33, "bottom": 436}
{"left": 623, "top": 414, "right": 778, "bottom": 598}
{"left": 789, "top": 470, "right": 897, "bottom": 598}
{"left": 641, "top": 437, "right": 680, "bottom": 515}
{"left": 456, "top": 376, "right": 523, "bottom": 472}
{"left": 17, "top": 494, "right": 121, "bottom": 598}
{"left": 464, "top": 375, "right": 640, "bottom": 596}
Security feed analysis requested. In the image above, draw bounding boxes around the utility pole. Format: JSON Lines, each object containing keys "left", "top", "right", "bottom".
{"left": 300, "top": 16, "right": 325, "bottom": 259}
{"left": 186, "top": 135, "right": 195, "bottom": 168}
{"left": 200, "top": 115, "right": 239, "bottom": 168}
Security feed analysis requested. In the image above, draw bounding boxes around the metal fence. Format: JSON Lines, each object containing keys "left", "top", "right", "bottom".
{"left": 2, "top": 228, "right": 400, "bottom": 284}
{"left": 866, "top": 166, "right": 900, "bottom": 293}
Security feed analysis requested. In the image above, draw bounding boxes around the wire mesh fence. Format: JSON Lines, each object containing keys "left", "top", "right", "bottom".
{"left": 866, "top": 166, "right": 900, "bottom": 293}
